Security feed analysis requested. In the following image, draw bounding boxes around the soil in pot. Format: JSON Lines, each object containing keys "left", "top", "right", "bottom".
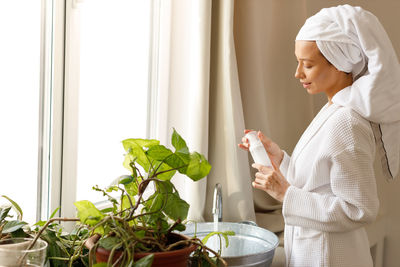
{"left": 94, "top": 233, "right": 197, "bottom": 267}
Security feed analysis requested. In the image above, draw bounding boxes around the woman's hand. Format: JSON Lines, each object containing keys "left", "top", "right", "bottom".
{"left": 238, "top": 129, "right": 284, "bottom": 168}
{"left": 252, "top": 161, "right": 290, "bottom": 202}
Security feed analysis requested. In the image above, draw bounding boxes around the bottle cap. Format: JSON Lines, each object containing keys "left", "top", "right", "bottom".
{"left": 245, "top": 131, "right": 263, "bottom": 148}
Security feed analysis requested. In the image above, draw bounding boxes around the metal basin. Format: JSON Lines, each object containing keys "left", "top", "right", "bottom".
{"left": 183, "top": 222, "right": 279, "bottom": 267}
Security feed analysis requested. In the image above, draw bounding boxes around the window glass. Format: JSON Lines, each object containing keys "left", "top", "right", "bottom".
{"left": 76, "top": 0, "right": 151, "bottom": 203}
{"left": 0, "top": 1, "right": 41, "bottom": 224}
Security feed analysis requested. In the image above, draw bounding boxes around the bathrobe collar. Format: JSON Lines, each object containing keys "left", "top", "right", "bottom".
{"left": 291, "top": 103, "right": 340, "bottom": 166}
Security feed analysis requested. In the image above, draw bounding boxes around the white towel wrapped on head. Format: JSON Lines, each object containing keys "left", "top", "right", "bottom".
{"left": 296, "top": 4, "right": 400, "bottom": 179}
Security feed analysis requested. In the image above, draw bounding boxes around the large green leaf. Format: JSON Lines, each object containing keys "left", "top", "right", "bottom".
{"left": 149, "top": 193, "right": 164, "bottom": 213}
{"left": 122, "top": 139, "right": 159, "bottom": 172}
{"left": 74, "top": 200, "right": 104, "bottom": 226}
{"left": 98, "top": 236, "right": 122, "bottom": 250}
{"left": 186, "top": 152, "right": 212, "bottom": 181}
{"left": 128, "top": 146, "right": 151, "bottom": 172}
{"left": 163, "top": 193, "right": 189, "bottom": 221}
{"left": 171, "top": 129, "right": 189, "bottom": 154}
{"left": 123, "top": 153, "right": 136, "bottom": 173}
{"left": 151, "top": 161, "right": 176, "bottom": 181}
{"left": 164, "top": 153, "right": 188, "bottom": 173}
{"left": 10, "top": 228, "right": 27, "bottom": 238}
{"left": 156, "top": 180, "right": 174, "bottom": 194}
{"left": 134, "top": 254, "right": 154, "bottom": 267}
{"left": 146, "top": 145, "right": 173, "bottom": 161}
{"left": 171, "top": 130, "right": 191, "bottom": 164}
{"left": 2, "top": 220, "right": 27, "bottom": 234}
{"left": 147, "top": 145, "right": 189, "bottom": 175}
{"left": 123, "top": 139, "right": 159, "bottom": 150}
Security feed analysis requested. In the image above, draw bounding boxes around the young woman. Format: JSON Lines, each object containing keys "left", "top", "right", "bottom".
{"left": 239, "top": 5, "right": 400, "bottom": 267}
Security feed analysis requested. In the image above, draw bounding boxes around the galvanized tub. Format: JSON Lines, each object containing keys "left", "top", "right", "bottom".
{"left": 183, "top": 222, "right": 279, "bottom": 267}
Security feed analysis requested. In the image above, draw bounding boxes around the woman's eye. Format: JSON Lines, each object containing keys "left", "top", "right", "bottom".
{"left": 304, "top": 65, "right": 313, "bottom": 69}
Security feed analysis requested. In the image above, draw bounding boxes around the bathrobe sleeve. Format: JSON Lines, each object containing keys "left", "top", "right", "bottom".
{"left": 282, "top": 110, "right": 379, "bottom": 233}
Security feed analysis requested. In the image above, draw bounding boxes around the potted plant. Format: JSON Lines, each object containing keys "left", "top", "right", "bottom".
{"left": 70, "top": 129, "right": 229, "bottom": 266}
{"left": 4, "top": 129, "right": 232, "bottom": 266}
{"left": 1, "top": 196, "right": 89, "bottom": 266}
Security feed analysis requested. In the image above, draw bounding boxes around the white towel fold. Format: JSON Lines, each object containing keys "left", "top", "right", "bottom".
{"left": 296, "top": 5, "right": 400, "bottom": 178}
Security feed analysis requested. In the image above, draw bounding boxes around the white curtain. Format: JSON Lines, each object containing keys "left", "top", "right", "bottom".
{"left": 204, "top": 0, "right": 256, "bottom": 222}
{"left": 154, "top": 0, "right": 255, "bottom": 222}
{"left": 153, "top": 0, "right": 211, "bottom": 222}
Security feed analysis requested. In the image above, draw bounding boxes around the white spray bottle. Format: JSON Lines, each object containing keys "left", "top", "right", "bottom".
{"left": 245, "top": 131, "right": 272, "bottom": 166}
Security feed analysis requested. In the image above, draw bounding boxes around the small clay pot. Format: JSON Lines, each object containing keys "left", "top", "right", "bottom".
{"left": 88, "top": 233, "right": 197, "bottom": 267}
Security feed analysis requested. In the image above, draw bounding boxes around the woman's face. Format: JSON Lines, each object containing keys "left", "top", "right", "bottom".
{"left": 294, "top": 41, "right": 349, "bottom": 99}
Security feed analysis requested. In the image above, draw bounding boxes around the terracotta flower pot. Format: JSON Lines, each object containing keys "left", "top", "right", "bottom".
{"left": 90, "top": 233, "right": 197, "bottom": 267}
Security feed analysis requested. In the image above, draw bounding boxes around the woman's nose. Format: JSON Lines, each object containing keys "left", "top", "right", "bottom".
{"left": 294, "top": 64, "right": 303, "bottom": 79}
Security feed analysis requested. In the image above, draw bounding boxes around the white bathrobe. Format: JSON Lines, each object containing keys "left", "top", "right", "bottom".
{"left": 280, "top": 102, "right": 379, "bottom": 267}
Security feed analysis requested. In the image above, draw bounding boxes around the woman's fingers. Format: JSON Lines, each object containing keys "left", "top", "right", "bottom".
{"left": 252, "top": 163, "right": 272, "bottom": 173}
{"left": 251, "top": 162, "right": 290, "bottom": 202}
{"left": 271, "top": 158, "right": 281, "bottom": 172}
{"left": 238, "top": 143, "right": 249, "bottom": 151}
{"left": 257, "top": 131, "right": 271, "bottom": 144}
{"left": 238, "top": 132, "right": 252, "bottom": 151}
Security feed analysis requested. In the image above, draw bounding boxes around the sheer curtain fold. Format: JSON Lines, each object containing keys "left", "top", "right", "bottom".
{"left": 155, "top": 0, "right": 212, "bottom": 222}
{"left": 204, "top": 0, "right": 256, "bottom": 222}
{"left": 156, "top": 0, "right": 255, "bottom": 222}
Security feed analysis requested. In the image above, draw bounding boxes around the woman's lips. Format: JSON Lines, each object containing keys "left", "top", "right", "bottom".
{"left": 302, "top": 82, "right": 311, "bottom": 88}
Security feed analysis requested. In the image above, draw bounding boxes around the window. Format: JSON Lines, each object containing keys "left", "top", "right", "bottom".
{"left": 0, "top": 1, "right": 42, "bottom": 224}
{"left": 75, "top": 0, "right": 152, "bottom": 204}
{"left": 0, "top": 0, "right": 155, "bottom": 223}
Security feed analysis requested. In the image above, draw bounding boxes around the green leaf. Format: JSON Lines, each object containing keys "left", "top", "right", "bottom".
{"left": 49, "top": 207, "right": 60, "bottom": 219}
{"left": 163, "top": 153, "right": 188, "bottom": 173}
{"left": 202, "top": 231, "right": 235, "bottom": 248}
{"left": 99, "top": 207, "right": 114, "bottom": 213}
{"left": 125, "top": 181, "right": 139, "bottom": 196}
{"left": 0, "top": 206, "right": 11, "bottom": 222}
{"left": 1, "top": 195, "right": 23, "bottom": 220}
{"left": 186, "top": 152, "right": 212, "bottom": 181}
{"left": 156, "top": 180, "right": 174, "bottom": 194}
{"left": 151, "top": 161, "right": 176, "bottom": 181}
{"left": 2, "top": 220, "right": 27, "bottom": 234}
{"left": 74, "top": 200, "right": 104, "bottom": 226}
{"left": 118, "top": 175, "right": 134, "bottom": 185}
{"left": 99, "top": 236, "right": 122, "bottom": 250}
{"left": 134, "top": 254, "right": 154, "bottom": 267}
{"left": 122, "top": 139, "right": 159, "bottom": 171}
{"left": 221, "top": 231, "right": 235, "bottom": 248}
{"left": 10, "top": 228, "right": 27, "bottom": 238}
{"left": 105, "top": 185, "right": 119, "bottom": 193}
{"left": 146, "top": 145, "right": 173, "bottom": 160}
{"left": 123, "top": 139, "right": 159, "bottom": 150}
{"left": 92, "top": 264, "right": 108, "bottom": 267}
{"left": 171, "top": 129, "right": 189, "bottom": 154}
{"left": 33, "top": 220, "right": 46, "bottom": 227}
{"left": 163, "top": 193, "right": 189, "bottom": 221}
{"left": 170, "top": 222, "right": 186, "bottom": 232}
{"left": 149, "top": 193, "right": 164, "bottom": 213}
